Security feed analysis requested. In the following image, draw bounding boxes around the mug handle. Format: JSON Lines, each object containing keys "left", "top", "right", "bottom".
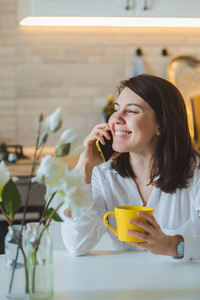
{"left": 103, "top": 212, "right": 118, "bottom": 236}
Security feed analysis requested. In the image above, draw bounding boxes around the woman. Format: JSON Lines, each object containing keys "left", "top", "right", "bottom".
{"left": 61, "top": 74, "right": 200, "bottom": 261}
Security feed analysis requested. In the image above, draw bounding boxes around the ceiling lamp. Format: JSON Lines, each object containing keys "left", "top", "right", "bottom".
{"left": 19, "top": 17, "right": 200, "bottom": 27}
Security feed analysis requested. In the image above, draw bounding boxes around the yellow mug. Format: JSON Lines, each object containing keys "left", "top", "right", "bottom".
{"left": 103, "top": 206, "right": 154, "bottom": 242}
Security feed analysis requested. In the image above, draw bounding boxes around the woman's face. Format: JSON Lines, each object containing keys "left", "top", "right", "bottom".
{"left": 109, "top": 87, "right": 159, "bottom": 155}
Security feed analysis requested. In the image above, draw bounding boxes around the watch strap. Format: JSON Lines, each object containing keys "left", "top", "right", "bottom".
{"left": 174, "top": 234, "right": 184, "bottom": 259}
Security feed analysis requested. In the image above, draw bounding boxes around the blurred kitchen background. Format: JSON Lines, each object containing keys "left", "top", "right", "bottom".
{"left": 1, "top": 0, "right": 200, "bottom": 252}
{"left": 1, "top": 0, "right": 200, "bottom": 146}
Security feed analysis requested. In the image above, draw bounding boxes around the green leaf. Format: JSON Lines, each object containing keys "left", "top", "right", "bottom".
{"left": 44, "top": 207, "right": 53, "bottom": 218}
{"left": 44, "top": 207, "right": 63, "bottom": 222}
{"left": 52, "top": 212, "right": 63, "bottom": 222}
{"left": 2, "top": 179, "right": 21, "bottom": 221}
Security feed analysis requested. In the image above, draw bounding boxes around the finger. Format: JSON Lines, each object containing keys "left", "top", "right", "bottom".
{"left": 129, "top": 218, "right": 155, "bottom": 235}
{"left": 128, "top": 241, "right": 149, "bottom": 249}
{"left": 84, "top": 133, "right": 105, "bottom": 146}
{"left": 126, "top": 229, "right": 150, "bottom": 243}
{"left": 96, "top": 134, "right": 106, "bottom": 145}
{"left": 85, "top": 129, "right": 110, "bottom": 146}
{"left": 93, "top": 129, "right": 111, "bottom": 142}
{"left": 93, "top": 123, "right": 110, "bottom": 133}
{"left": 137, "top": 211, "right": 159, "bottom": 230}
{"left": 84, "top": 123, "right": 111, "bottom": 148}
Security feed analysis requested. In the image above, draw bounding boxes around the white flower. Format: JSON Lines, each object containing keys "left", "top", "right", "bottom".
{"left": 45, "top": 167, "right": 93, "bottom": 218}
{"left": 64, "top": 187, "right": 93, "bottom": 219}
{"left": 32, "top": 126, "right": 93, "bottom": 218}
{"left": 56, "top": 128, "right": 84, "bottom": 157}
{"left": 0, "top": 161, "right": 10, "bottom": 187}
{"left": 32, "top": 155, "right": 66, "bottom": 187}
{"left": 61, "top": 168, "right": 94, "bottom": 218}
{"left": 45, "top": 107, "right": 62, "bottom": 133}
{"left": 0, "top": 161, "right": 10, "bottom": 202}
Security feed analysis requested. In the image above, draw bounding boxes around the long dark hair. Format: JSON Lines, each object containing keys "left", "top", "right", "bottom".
{"left": 112, "top": 74, "right": 199, "bottom": 193}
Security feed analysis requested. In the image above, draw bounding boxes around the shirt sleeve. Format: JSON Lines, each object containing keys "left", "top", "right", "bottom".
{"left": 60, "top": 167, "right": 108, "bottom": 256}
{"left": 193, "top": 163, "right": 200, "bottom": 211}
{"left": 181, "top": 235, "right": 200, "bottom": 262}
{"left": 181, "top": 165, "right": 200, "bottom": 262}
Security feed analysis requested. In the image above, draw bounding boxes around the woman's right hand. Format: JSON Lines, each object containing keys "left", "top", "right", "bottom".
{"left": 76, "top": 123, "right": 111, "bottom": 183}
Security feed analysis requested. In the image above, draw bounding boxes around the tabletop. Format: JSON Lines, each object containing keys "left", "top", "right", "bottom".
{"left": 0, "top": 250, "right": 200, "bottom": 300}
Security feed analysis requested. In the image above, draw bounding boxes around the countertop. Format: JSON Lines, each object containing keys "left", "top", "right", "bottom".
{"left": 6, "top": 147, "right": 79, "bottom": 177}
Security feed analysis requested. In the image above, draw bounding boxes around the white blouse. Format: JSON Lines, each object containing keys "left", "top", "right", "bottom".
{"left": 61, "top": 160, "right": 200, "bottom": 261}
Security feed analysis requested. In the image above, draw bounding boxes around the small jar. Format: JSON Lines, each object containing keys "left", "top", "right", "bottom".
{"left": 4, "top": 225, "right": 28, "bottom": 300}
{"left": 25, "top": 222, "right": 53, "bottom": 300}
{"left": 23, "top": 222, "right": 39, "bottom": 253}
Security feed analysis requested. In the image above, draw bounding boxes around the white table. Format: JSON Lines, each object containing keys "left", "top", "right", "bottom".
{"left": 0, "top": 250, "right": 200, "bottom": 300}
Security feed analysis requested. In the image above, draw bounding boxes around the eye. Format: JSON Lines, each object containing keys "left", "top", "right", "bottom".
{"left": 127, "top": 110, "right": 137, "bottom": 114}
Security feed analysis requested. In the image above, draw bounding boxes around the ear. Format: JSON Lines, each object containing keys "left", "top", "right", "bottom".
{"left": 156, "top": 127, "right": 160, "bottom": 136}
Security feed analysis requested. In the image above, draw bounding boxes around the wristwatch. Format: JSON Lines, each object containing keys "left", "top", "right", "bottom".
{"left": 174, "top": 235, "right": 184, "bottom": 259}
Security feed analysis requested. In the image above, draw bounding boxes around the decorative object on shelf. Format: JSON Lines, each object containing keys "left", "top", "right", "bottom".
{"left": 0, "top": 143, "right": 27, "bottom": 163}
{"left": 101, "top": 94, "right": 115, "bottom": 123}
{"left": 168, "top": 55, "right": 200, "bottom": 149}
{"left": 0, "top": 107, "right": 93, "bottom": 299}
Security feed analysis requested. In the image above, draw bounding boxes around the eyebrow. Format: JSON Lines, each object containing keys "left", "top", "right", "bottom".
{"left": 114, "top": 102, "right": 142, "bottom": 109}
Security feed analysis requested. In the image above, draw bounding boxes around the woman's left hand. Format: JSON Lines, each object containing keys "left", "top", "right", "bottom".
{"left": 127, "top": 212, "right": 179, "bottom": 257}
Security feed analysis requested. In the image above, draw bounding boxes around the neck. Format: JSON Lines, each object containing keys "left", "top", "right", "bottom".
{"left": 129, "top": 152, "right": 154, "bottom": 183}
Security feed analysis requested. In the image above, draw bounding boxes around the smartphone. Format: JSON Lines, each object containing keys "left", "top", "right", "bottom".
{"left": 96, "top": 130, "right": 115, "bottom": 162}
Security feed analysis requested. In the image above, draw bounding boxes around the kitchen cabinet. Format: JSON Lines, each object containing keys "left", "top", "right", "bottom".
{"left": 134, "top": 0, "right": 200, "bottom": 18}
{"left": 18, "top": 0, "right": 200, "bottom": 20}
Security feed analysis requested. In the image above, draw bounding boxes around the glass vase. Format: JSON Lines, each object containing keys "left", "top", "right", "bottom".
{"left": 4, "top": 225, "right": 28, "bottom": 300}
{"left": 25, "top": 222, "right": 53, "bottom": 300}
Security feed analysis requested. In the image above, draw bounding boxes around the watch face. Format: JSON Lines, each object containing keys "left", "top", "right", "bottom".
{"left": 176, "top": 235, "right": 184, "bottom": 258}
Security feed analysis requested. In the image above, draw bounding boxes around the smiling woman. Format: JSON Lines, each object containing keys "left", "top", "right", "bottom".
{"left": 60, "top": 74, "right": 200, "bottom": 262}
{"left": 109, "top": 87, "right": 159, "bottom": 155}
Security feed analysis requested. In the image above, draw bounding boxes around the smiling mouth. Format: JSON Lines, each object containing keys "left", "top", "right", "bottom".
{"left": 115, "top": 131, "right": 132, "bottom": 136}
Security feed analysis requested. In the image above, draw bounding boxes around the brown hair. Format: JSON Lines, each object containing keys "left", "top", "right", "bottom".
{"left": 112, "top": 74, "right": 199, "bottom": 193}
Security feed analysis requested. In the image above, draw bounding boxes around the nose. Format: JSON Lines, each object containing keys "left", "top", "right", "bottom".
{"left": 111, "top": 111, "right": 126, "bottom": 125}
{"left": 116, "top": 118, "right": 126, "bottom": 124}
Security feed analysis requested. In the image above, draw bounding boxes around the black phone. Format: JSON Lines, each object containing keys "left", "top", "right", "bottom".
{"left": 96, "top": 130, "right": 115, "bottom": 162}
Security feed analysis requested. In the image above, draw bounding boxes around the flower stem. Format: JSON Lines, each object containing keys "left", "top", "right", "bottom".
{"left": 9, "top": 227, "right": 29, "bottom": 294}
{"left": 21, "top": 122, "right": 42, "bottom": 227}
{"left": 0, "top": 203, "right": 12, "bottom": 226}
{"left": 39, "top": 192, "right": 56, "bottom": 225}
{"left": 8, "top": 121, "right": 46, "bottom": 296}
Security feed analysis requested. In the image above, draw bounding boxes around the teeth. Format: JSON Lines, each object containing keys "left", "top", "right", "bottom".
{"left": 115, "top": 131, "right": 130, "bottom": 136}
